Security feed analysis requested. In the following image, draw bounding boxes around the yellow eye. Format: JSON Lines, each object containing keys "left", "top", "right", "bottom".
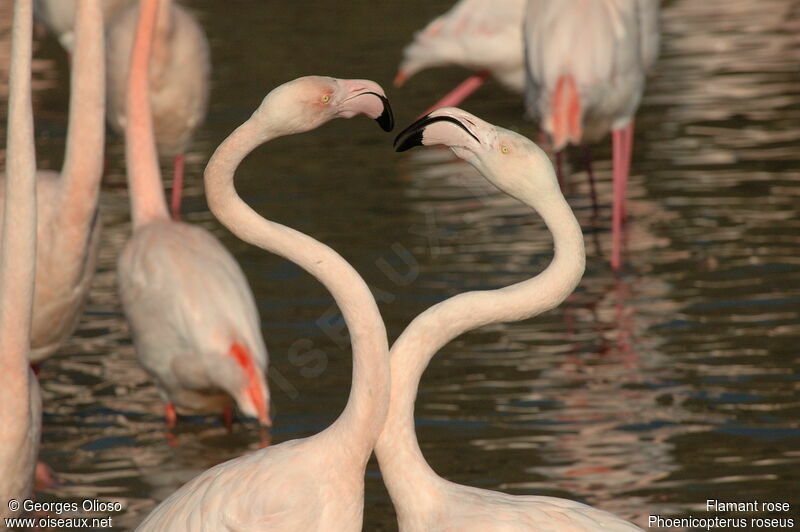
{"left": 321, "top": 94, "right": 331, "bottom": 103}
{"left": 501, "top": 145, "right": 510, "bottom": 154}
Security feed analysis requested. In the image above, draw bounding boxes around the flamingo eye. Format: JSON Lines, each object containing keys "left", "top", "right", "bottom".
{"left": 321, "top": 94, "right": 331, "bottom": 104}
{"left": 501, "top": 145, "right": 510, "bottom": 154}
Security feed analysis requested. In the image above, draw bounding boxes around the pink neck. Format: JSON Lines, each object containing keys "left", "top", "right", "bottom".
{"left": 204, "top": 117, "right": 390, "bottom": 462}
{"left": 59, "top": 0, "right": 105, "bottom": 225}
{"left": 375, "top": 183, "right": 585, "bottom": 516}
{"left": 126, "top": 0, "right": 169, "bottom": 227}
{"left": 0, "top": 0, "right": 37, "bottom": 432}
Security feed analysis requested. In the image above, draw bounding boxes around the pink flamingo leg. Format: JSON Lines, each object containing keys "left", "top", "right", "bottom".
{"left": 582, "top": 146, "right": 599, "bottom": 217}
{"left": 620, "top": 122, "right": 634, "bottom": 222}
{"left": 421, "top": 70, "right": 490, "bottom": 117}
{"left": 611, "top": 128, "right": 626, "bottom": 271}
{"left": 170, "top": 153, "right": 185, "bottom": 221}
{"left": 165, "top": 402, "right": 178, "bottom": 429}
{"left": 222, "top": 405, "right": 234, "bottom": 433}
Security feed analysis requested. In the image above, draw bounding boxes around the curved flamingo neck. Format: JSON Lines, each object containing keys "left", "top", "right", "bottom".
{"left": 60, "top": 0, "right": 104, "bottom": 225}
{"left": 0, "top": 0, "right": 36, "bottom": 423}
{"left": 375, "top": 167, "right": 585, "bottom": 515}
{"left": 204, "top": 117, "right": 390, "bottom": 461}
{"left": 126, "top": 0, "right": 169, "bottom": 227}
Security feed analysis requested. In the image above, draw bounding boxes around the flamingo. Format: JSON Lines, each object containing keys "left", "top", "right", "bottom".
{"left": 33, "top": 0, "right": 133, "bottom": 52}
{"left": 523, "top": 0, "right": 661, "bottom": 270}
{"left": 395, "top": 0, "right": 527, "bottom": 114}
{"left": 0, "top": 0, "right": 42, "bottom": 518}
{"left": 377, "top": 107, "right": 642, "bottom": 531}
{"left": 106, "top": 0, "right": 209, "bottom": 221}
{"left": 135, "top": 75, "right": 393, "bottom": 530}
{"left": 117, "top": 0, "right": 268, "bottom": 433}
{"left": 0, "top": 0, "right": 106, "bottom": 365}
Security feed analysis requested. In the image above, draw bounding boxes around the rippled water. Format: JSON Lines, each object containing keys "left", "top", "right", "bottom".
{"left": 1, "top": 0, "right": 799, "bottom": 529}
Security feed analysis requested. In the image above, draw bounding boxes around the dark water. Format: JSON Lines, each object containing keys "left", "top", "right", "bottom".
{"left": 1, "top": 0, "right": 799, "bottom": 529}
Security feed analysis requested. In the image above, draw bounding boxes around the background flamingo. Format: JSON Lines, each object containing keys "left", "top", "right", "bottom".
{"left": 107, "top": 0, "right": 209, "bottom": 221}
{"left": 524, "top": 0, "right": 661, "bottom": 270}
{"left": 0, "top": 0, "right": 106, "bottom": 365}
{"left": 33, "top": 0, "right": 133, "bottom": 52}
{"left": 117, "top": 0, "right": 268, "bottom": 434}
{"left": 395, "top": 0, "right": 526, "bottom": 114}
{"left": 0, "top": 0, "right": 42, "bottom": 518}
{"left": 376, "top": 107, "right": 641, "bottom": 531}
{"left": 137, "top": 75, "right": 393, "bottom": 530}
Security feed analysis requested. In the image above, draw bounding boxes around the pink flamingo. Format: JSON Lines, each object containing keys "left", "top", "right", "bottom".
{"left": 117, "top": 0, "right": 268, "bottom": 434}
{"left": 106, "top": 0, "right": 209, "bottom": 221}
{"left": 395, "top": 0, "right": 527, "bottom": 114}
{"left": 0, "top": 0, "right": 42, "bottom": 518}
{"left": 1, "top": 0, "right": 106, "bottom": 365}
{"left": 523, "top": 0, "right": 661, "bottom": 270}
{"left": 378, "top": 107, "right": 642, "bottom": 531}
{"left": 136, "top": 75, "right": 393, "bottom": 529}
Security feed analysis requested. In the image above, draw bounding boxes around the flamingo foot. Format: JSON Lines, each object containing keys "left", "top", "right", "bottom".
{"left": 222, "top": 405, "right": 234, "bottom": 434}
{"left": 170, "top": 154, "right": 185, "bottom": 221}
{"left": 165, "top": 403, "right": 178, "bottom": 429}
{"left": 421, "top": 70, "right": 490, "bottom": 117}
{"left": 35, "top": 461, "right": 57, "bottom": 491}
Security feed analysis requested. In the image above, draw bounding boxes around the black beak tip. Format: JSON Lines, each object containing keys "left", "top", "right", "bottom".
{"left": 375, "top": 95, "right": 394, "bottom": 132}
{"left": 394, "top": 130, "right": 424, "bottom": 152}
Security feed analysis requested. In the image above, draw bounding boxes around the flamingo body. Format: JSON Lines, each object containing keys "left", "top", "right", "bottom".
{"left": 397, "top": 0, "right": 527, "bottom": 93}
{"left": 523, "top": 0, "right": 661, "bottom": 269}
{"left": 404, "top": 480, "right": 641, "bottom": 531}
{"left": 137, "top": 433, "right": 365, "bottom": 530}
{"left": 523, "top": 0, "right": 657, "bottom": 146}
{"left": 0, "top": 171, "right": 101, "bottom": 363}
{"left": 106, "top": 0, "right": 209, "bottom": 159}
{"left": 118, "top": 220, "right": 269, "bottom": 420}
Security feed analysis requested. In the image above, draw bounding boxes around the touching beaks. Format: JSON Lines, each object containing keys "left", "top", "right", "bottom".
{"left": 393, "top": 113, "right": 481, "bottom": 152}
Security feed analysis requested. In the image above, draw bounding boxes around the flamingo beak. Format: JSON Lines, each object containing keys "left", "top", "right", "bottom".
{"left": 338, "top": 80, "right": 395, "bottom": 132}
{"left": 394, "top": 70, "right": 409, "bottom": 87}
{"left": 372, "top": 94, "right": 395, "bottom": 132}
{"left": 394, "top": 111, "right": 481, "bottom": 152}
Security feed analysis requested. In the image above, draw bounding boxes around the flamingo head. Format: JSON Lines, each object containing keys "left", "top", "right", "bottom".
{"left": 254, "top": 76, "right": 394, "bottom": 136}
{"left": 394, "top": 107, "right": 560, "bottom": 203}
{"left": 225, "top": 342, "right": 272, "bottom": 428}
